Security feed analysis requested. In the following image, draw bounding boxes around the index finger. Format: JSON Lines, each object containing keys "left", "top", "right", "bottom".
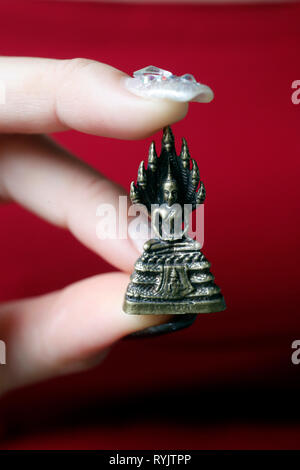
{"left": 0, "top": 56, "right": 189, "bottom": 138}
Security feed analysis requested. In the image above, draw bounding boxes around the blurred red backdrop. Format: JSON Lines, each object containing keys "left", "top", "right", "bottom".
{"left": 0, "top": 0, "right": 300, "bottom": 450}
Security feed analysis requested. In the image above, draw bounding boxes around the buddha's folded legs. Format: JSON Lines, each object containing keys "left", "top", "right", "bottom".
{"left": 143, "top": 237, "right": 201, "bottom": 253}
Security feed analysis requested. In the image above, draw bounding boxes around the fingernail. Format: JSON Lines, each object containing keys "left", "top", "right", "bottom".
{"left": 125, "top": 314, "right": 197, "bottom": 339}
{"left": 124, "top": 66, "right": 214, "bottom": 103}
{"left": 128, "top": 215, "right": 152, "bottom": 254}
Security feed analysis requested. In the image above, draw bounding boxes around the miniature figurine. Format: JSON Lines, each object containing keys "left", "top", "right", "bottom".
{"left": 123, "top": 127, "right": 226, "bottom": 315}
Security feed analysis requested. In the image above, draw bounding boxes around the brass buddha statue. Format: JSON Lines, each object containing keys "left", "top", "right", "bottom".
{"left": 123, "top": 126, "right": 226, "bottom": 315}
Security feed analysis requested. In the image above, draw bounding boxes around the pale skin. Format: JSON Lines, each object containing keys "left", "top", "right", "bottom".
{"left": 0, "top": 56, "right": 192, "bottom": 395}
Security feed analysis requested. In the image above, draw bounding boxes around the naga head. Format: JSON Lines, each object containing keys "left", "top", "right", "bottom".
{"left": 130, "top": 127, "right": 206, "bottom": 212}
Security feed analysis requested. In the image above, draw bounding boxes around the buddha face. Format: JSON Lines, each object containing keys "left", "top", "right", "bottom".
{"left": 163, "top": 180, "right": 178, "bottom": 207}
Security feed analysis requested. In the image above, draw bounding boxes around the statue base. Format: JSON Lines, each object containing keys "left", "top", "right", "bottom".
{"left": 123, "top": 239, "right": 226, "bottom": 315}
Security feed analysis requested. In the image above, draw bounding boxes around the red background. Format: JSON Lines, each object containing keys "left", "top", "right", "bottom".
{"left": 0, "top": 0, "right": 300, "bottom": 450}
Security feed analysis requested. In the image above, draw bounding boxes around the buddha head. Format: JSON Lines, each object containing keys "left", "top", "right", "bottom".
{"left": 163, "top": 163, "right": 178, "bottom": 207}
{"left": 163, "top": 180, "right": 178, "bottom": 207}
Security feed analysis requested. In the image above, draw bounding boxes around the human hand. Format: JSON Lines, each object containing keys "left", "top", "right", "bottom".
{"left": 0, "top": 57, "right": 205, "bottom": 394}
